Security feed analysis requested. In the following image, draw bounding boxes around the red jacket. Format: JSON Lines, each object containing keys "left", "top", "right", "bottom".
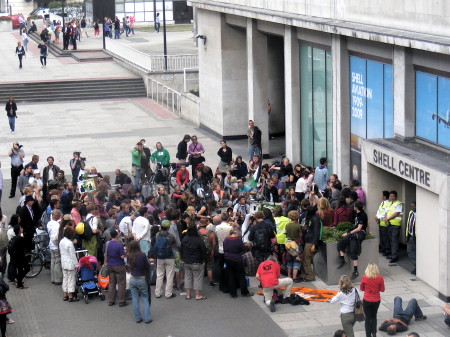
{"left": 176, "top": 169, "right": 189, "bottom": 186}
{"left": 360, "top": 275, "right": 385, "bottom": 302}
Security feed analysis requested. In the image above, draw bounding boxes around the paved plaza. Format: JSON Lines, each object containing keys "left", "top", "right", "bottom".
{"left": 0, "top": 29, "right": 449, "bottom": 337}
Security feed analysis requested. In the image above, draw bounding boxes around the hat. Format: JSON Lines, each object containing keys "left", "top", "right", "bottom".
{"left": 161, "top": 220, "right": 171, "bottom": 228}
{"left": 62, "top": 214, "right": 72, "bottom": 221}
{"left": 25, "top": 195, "right": 34, "bottom": 203}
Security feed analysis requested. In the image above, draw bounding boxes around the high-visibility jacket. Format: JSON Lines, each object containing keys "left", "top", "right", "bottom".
{"left": 376, "top": 200, "right": 389, "bottom": 227}
{"left": 274, "top": 216, "right": 289, "bottom": 244}
{"left": 386, "top": 200, "right": 403, "bottom": 226}
{"left": 405, "top": 210, "right": 416, "bottom": 237}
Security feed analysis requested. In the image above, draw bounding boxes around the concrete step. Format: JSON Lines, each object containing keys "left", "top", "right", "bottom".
{"left": 0, "top": 78, "right": 147, "bottom": 103}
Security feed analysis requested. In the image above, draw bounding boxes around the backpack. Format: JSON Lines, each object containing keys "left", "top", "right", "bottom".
{"left": 253, "top": 228, "right": 269, "bottom": 251}
{"left": 0, "top": 232, "right": 9, "bottom": 255}
{"left": 82, "top": 216, "right": 94, "bottom": 241}
{"left": 40, "top": 211, "right": 51, "bottom": 230}
{"left": 285, "top": 240, "right": 299, "bottom": 257}
{"left": 199, "top": 230, "right": 211, "bottom": 256}
{"left": 7, "top": 236, "right": 18, "bottom": 257}
{"left": 154, "top": 235, "right": 172, "bottom": 259}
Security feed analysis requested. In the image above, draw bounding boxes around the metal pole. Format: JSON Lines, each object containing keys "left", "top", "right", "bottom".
{"left": 162, "top": 0, "right": 167, "bottom": 70}
{"left": 153, "top": 0, "right": 156, "bottom": 31}
{"left": 62, "top": 0, "right": 65, "bottom": 26}
{"left": 102, "top": 0, "right": 106, "bottom": 50}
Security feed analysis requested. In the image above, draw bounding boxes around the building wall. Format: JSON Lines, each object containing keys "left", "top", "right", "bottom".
{"left": 8, "top": 0, "right": 34, "bottom": 15}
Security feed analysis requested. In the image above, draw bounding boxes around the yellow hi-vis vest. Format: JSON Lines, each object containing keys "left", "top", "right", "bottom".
{"left": 275, "top": 216, "right": 289, "bottom": 244}
{"left": 377, "top": 200, "right": 389, "bottom": 227}
{"left": 386, "top": 200, "right": 403, "bottom": 226}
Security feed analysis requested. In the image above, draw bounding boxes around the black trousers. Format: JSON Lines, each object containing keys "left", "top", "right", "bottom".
{"left": 363, "top": 299, "right": 380, "bottom": 337}
{"left": 215, "top": 253, "right": 228, "bottom": 292}
{"left": 10, "top": 165, "right": 23, "bottom": 197}
{"left": 63, "top": 36, "right": 69, "bottom": 50}
{"left": 71, "top": 36, "right": 77, "bottom": 50}
{"left": 40, "top": 56, "right": 46, "bottom": 66}
{"left": 16, "top": 261, "right": 30, "bottom": 287}
{"left": 225, "top": 259, "right": 250, "bottom": 297}
{"left": 388, "top": 225, "right": 400, "bottom": 259}
{"left": 379, "top": 226, "right": 390, "bottom": 255}
{"left": 18, "top": 54, "right": 23, "bottom": 68}
{"left": 0, "top": 313, "right": 6, "bottom": 337}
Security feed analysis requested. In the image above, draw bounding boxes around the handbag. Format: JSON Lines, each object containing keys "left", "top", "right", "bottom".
{"left": 99, "top": 242, "right": 110, "bottom": 277}
{"left": 354, "top": 289, "right": 365, "bottom": 322}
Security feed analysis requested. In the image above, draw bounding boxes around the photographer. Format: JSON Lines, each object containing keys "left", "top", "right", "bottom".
{"left": 69, "top": 152, "right": 86, "bottom": 187}
{"left": 8, "top": 142, "right": 25, "bottom": 198}
{"left": 131, "top": 142, "right": 143, "bottom": 190}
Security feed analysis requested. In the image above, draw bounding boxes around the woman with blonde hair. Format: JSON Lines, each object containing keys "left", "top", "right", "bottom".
{"left": 329, "top": 275, "right": 360, "bottom": 337}
{"left": 360, "top": 263, "right": 385, "bottom": 337}
{"left": 317, "top": 197, "right": 334, "bottom": 226}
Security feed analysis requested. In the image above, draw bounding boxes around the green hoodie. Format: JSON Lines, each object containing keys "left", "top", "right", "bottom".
{"left": 151, "top": 147, "right": 170, "bottom": 165}
{"left": 131, "top": 148, "right": 141, "bottom": 166}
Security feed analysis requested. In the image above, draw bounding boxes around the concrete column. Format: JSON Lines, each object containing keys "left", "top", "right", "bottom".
{"left": 284, "top": 26, "right": 300, "bottom": 163}
{"left": 393, "top": 46, "right": 415, "bottom": 138}
{"left": 247, "top": 18, "right": 269, "bottom": 157}
{"left": 331, "top": 35, "right": 350, "bottom": 183}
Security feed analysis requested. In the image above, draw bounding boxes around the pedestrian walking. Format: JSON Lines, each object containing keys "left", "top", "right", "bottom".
{"left": 5, "top": 97, "right": 17, "bottom": 134}
{"left": 127, "top": 240, "right": 152, "bottom": 324}
{"left": 360, "top": 263, "right": 385, "bottom": 337}
{"left": 114, "top": 16, "right": 120, "bottom": 39}
{"left": 155, "top": 13, "right": 160, "bottom": 33}
{"left": 15, "top": 42, "right": 25, "bottom": 69}
{"left": 329, "top": 275, "right": 360, "bottom": 337}
{"left": 21, "top": 28, "right": 29, "bottom": 51}
{"left": 80, "top": 17, "right": 89, "bottom": 38}
{"left": 37, "top": 42, "right": 48, "bottom": 68}
{"left": 93, "top": 19, "right": 100, "bottom": 38}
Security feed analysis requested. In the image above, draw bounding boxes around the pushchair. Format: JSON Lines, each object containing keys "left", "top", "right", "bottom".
{"left": 77, "top": 255, "right": 105, "bottom": 304}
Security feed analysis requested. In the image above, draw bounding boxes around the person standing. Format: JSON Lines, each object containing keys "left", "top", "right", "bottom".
{"left": 22, "top": 28, "right": 29, "bottom": 51}
{"left": 188, "top": 136, "right": 205, "bottom": 175}
{"left": 105, "top": 229, "right": 127, "bottom": 307}
{"left": 129, "top": 16, "right": 135, "bottom": 35}
{"left": 176, "top": 134, "right": 191, "bottom": 163}
{"left": 375, "top": 191, "right": 390, "bottom": 256}
{"left": 80, "top": 17, "right": 88, "bottom": 38}
{"left": 59, "top": 227, "right": 78, "bottom": 302}
{"left": 47, "top": 210, "right": 63, "bottom": 285}
{"left": 153, "top": 220, "right": 176, "bottom": 299}
{"left": 127, "top": 240, "right": 152, "bottom": 323}
{"left": 5, "top": 98, "right": 18, "bottom": 134}
{"left": 15, "top": 42, "right": 25, "bottom": 69}
{"left": 69, "top": 151, "right": 86, "bottom": 187}
{"left": 313, "top": 157, "right": 329, "bottom": 191}
{"left": 299, "top": 206, "right": 321, "bottom": 282}
{"left": 8, "top": 142, "right": 24, "bottom": 198}
{"left": 10, "top": 225, "right": 30, "bottom": 289}
{"left": 329, "top": 275, "right": 360, "bottom": 337}
{"left": 247, "top": 120, "right": 262, "bottom": 162}
{"left": 131, "top": 142, "right": 143, "bottom": 190}
{"left": 360, "top": 263, "right": 385, "bottom": 337}
{"left": 384, "top": 191, "right": 403, "bottom": 263}
{"left": 93, "top": 19, "right": 100, "bottom": 38}
{"left": 155, "top": 13, "right": 160, "bottom": 33}
{"left": 180, "top": 223, "right": 207, "bottom": 300}
{"left": 62, "top": 23, "right": 70, "bottom": 50}
{"left": 139, "top": 139, "right": 152, "bottom": 184}
{"left": 70, "top": 22, "right": 77, "bottom": 50}
{"left": 121, "top": 17, "right": 129, "bottom": 37}
{"left": 114, "top": 16, "right": 121, "bottom": 39}
{"left": 37, "top": 42, "right": 48, "bottom": 68}
{"left": 132, "top": 207, "right": 151, "bottom": 256}
{"left": 217, "top": 140, "right": 232, "bottom": 179}
{"left": 42, "top": 156, "right": 60, "bottom": 198}
{"left": 406, "top": 202, "right": 416, "bottom": 275}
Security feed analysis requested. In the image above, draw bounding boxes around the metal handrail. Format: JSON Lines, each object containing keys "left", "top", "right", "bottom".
{"left": 149, "top": 78, "right": 181, "bottom": 116}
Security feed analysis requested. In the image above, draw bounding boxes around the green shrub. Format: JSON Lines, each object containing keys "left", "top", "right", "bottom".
{"left": 336, "top": 222, "right": 353, "bottom": 233}
{"left": 189, "top": 89, "right": 199, "bottom": 97}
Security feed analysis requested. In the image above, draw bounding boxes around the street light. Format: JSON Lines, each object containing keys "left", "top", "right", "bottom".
{"left": 162, "top": 0, "right": 167, "bottom": 70}
{"left": 101, "top": 0, "right": 106, "bottom": 50}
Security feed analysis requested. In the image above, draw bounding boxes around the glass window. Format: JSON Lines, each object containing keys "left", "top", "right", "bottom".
{"left": 384, "top": 65, "right": 394, "bottom": 137}
{"left": 416, "top": 72, "right": 437, "bottom": 142}
{"left": 135, "top": 2, "right": 144, "bottom": 11}
{"left": 300, "top": 44, "right": 333, "bottom": 172}
{"left": 366, "top": 61, "right": 384, "bottom": 139}
{"left": 415, "top": 72, "right": 450, "bottom": 148}
{"left": 125, "top": 3, "right": 134, "bottom": 12}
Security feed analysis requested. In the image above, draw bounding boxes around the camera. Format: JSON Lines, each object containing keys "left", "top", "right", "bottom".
{"left": 17, "top": 144, "right": 23, "bottom": 149}
{"left": 74, "top": 152, "right": 86, "bottom": 161}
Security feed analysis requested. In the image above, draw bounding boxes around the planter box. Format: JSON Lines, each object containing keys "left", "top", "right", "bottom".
{"left": 0, "top": 21, "right": 12, "bottom": 32}
{"left": 313, "top": 237, "right": 379, "bottom": 285}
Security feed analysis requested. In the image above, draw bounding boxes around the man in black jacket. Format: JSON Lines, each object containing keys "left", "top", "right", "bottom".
{"left": 42, "top": 156, "right": 60, "bottom": 198}
{"left": 248, "top": 211, "right": 275, "bottom": 266}
{"left": 19, "top": 195, "right": 41, "bottom": 252}
{"left": 10, "top": 225, "right": 30, "bottom": 288}
{"left": 115, "top": 169, "right": 132, "bottom": 186}
{"left": 140, "top": 139, "right": 153, "bottom": 183}
{"left": 299, "top": 207, "right": 321, "bottom": 281}
{"left": 176, "top": 135, "right": 191, "bottom": 163}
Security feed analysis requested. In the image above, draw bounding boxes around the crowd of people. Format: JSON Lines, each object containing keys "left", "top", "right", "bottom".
{"left": 0, "top": 117, "right": 447, "bottom": 337}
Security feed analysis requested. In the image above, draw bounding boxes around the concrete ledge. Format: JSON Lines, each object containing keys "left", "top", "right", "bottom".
{"left": 0, "top": 21, "right": 12, "bottom": 32}
{"left": 313, "top": 238, "right": 378, "bottom": 285}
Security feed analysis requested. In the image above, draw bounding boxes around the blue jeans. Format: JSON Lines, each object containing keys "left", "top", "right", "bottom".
{"left": 133, "top": 166, "right": 141, "bottom": 190}
{"left": 139, "top": 240, "right": 150, "bottom": 257}
{"left": 130, "top": 277, "right": 151, "bottom": 322}
{"left": 8, "top": 116, "right": 15, "bottom": 132}
{"left": 248, "top": 145, "right": 261, "bottom": 162}
{"left": 393, "top": 297, "right": 424, "bottom": 324}
{"left": 114, "top": 28, "right": 120, "bottom": 39}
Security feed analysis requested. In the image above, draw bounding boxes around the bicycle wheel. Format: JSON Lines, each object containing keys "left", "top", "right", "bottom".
{"left": 25, "top": 253, "right": 44, "bottom": 278}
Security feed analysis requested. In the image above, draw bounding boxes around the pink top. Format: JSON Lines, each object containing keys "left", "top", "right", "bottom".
{"left": 360, "top": 275, "right": 385, "bottom": 302}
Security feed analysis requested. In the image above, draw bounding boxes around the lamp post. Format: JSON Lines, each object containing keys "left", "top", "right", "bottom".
{"left": 153, "top": 0, "right": 156, "bottom": 31}
{"left": 61, "top": 0, "right": 65, "bottom": 26}
{"left": 162, "top": 0, "right": 167, "bottom": 70}
{"left": 101, "top": 0, "right": 106, "bottom": 50}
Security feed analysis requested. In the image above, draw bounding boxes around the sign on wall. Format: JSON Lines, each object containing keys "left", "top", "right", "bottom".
{"left": 350, "top": 56, "right": 393, "bottom": 181}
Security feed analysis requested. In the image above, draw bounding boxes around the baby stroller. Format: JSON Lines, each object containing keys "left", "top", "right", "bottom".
{"left": 77, "top": 256, "right": 105, "bottom": 304}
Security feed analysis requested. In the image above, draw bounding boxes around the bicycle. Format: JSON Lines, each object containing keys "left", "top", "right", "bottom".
{"left": 25, "top": 233, "right": 51, "bottom": 278}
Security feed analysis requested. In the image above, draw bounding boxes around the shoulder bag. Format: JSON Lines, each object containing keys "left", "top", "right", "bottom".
{"left": 354, "top": 289, "right": 365, "bottom": 322}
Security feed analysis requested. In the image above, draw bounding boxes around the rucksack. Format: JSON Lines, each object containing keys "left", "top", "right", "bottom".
{"left": 82, "top": 216, "right": 94, "bottom": 241}
{"left": 253, "top": 228, "right": 269, "bottom": 251}
{"left": 199, "top": 231, "right": 211, "bottom": 256}
{"left": 154, "top": 235, "right": 172, "bottom": 259}
{"left": 7, "top": 236, "right": 18, "bottom": 257}
{"left": 0, "top": 232, "right": 9, "bottom": 255}
{"left": 285, "top": 240, "right": 299, "bottom": 257}
{"left": 40, "top": 211, "right": 51, "bottom": 230}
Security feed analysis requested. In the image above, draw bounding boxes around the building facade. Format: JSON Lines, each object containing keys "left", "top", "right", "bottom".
{"left": 188, "top": 0, "right": 450, "bottom": 300}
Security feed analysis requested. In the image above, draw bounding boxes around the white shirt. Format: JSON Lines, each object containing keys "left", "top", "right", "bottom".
{"left": 47, "top": 220, "right": 60, "bottom": 250}
{"left": 7, "top": 227, "right": 15, "bottom": 241}
{"left": 215, "top": 222, "right": 232, "bottom": 254}
{"left": 85, "top": 213, "right": 98, "bottom": 230}
{"left": 330, "top": 288, "right": 360, "bottom": 313}
{"left": 132, "top": 216, "right": 150, "bottom": 241}
{"left": 48, "top": 168, "right": 54, "bottom": 182}
{"left": 295, "top": 177, "right": 307, "bottom": 193}
{"left": 119, "top": 216, "right": 133, "bottom": 236}
{"left": 0, "top": 215, "right": 7, "bottom": 232}
{"left": 59, "top": 237, "right": 78, "bottom": 270}
{"left": 240, "top": 214, "right": 252, "bottom": 243}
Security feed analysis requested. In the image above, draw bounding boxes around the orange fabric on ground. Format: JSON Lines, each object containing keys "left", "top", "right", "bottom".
{"left": 257, "top": 286, "right": 337, "bottom": 302}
